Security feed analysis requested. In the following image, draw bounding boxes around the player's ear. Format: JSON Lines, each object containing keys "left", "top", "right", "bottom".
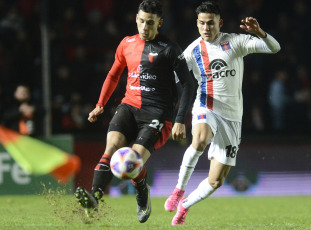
{"left": 158, "top": 18, "right": 163, "bottom": 28}
{"left": 219, "top": 18, "right": 223, "bottom": 28}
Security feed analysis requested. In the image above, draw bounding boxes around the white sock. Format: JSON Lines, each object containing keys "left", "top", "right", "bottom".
{"left": 182, "top": 177, "right": 216, "bottom": 209}
{"left": 176, "top": 145, "right": 203, "bottom": 191}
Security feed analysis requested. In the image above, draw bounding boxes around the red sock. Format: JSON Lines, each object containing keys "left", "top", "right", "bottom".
{"left": 131, "top": 166, "right": 147, "bottom": 187}
{"left": 94, "top": 154, "right": 111, "bottom": 170}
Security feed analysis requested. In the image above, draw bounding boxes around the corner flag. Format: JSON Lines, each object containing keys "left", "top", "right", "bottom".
{"left": 0, "top": 125, "right": 80, "bottom": 183}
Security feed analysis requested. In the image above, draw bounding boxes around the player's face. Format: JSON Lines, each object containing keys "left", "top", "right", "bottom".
{"left": 197, "top": 13, "right": 223, "bottom": 42}
{"left": 136, "top": 10, "right": 163, "bottom": 41}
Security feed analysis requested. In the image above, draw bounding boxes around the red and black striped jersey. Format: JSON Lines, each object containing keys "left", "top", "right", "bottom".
{"left": 97, "top": 33, "right": 194, "bottom": 123}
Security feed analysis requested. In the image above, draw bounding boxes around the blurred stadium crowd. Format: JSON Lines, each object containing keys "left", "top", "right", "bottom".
{"left": 0, "top": 0, "right": 310, "bottom": 136}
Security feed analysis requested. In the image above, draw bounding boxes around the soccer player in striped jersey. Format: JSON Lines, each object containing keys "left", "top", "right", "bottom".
{"left": 74, "top": 0, "right": 194, "bottom": 223}
{"left": 165, "top": 1, "right": 280, "bottom": 225}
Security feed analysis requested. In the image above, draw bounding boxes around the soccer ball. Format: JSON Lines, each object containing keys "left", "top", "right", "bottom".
{"left": 110, "top": 147, "right": 143, "bottom": 180}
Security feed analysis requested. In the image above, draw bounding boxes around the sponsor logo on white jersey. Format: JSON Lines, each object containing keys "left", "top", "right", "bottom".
{"left": 209, "top": 59, "right": 227, "bottom": 71}
{"left": 207, "top": 59, "right": 236, "bottom": 79}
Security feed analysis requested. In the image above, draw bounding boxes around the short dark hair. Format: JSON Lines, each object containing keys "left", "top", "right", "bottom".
{"left": 196, "top": 1, "right": 221, "bottom": 16}
{"left": 138, "top": 0, "right": 162, "bottom": 18}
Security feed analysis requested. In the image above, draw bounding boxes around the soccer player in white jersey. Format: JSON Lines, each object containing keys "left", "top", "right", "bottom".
{"left": 164, "top": 1, "right": 281, "bottom": 225}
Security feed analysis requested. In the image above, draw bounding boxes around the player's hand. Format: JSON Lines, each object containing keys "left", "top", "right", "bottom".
{"left": 172, "top": 123, "right": 186, "bottom": 141}
{"left": 88, "top": 106, "right": 104, "bottom": 123}
{"left": 240, "top": 17, "right": 266, "bottom": 38}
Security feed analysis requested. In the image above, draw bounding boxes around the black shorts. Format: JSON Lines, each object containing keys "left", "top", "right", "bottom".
{"left": 108, "top": 103, "right": 172, "bottom": 153}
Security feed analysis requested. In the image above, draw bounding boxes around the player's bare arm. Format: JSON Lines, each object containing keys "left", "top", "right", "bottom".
{"left": 88, "top": 106, "right": 104, "bottom": 123}
{"left": 172, "top": 122, "right": 186, "bottom": 141}
{"left": 240, "top": 17, "right": 266, "bottom": 38}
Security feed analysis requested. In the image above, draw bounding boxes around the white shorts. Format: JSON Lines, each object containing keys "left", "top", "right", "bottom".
{"left": 192, "top": 107, "right": 242, "bottom": 166}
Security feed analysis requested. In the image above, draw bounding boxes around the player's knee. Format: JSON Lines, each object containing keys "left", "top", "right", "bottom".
{"left": 192, "top": 138, "right": 209, "bottom": 152}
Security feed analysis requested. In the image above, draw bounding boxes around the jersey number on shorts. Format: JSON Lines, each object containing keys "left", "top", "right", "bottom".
{"left": 225, "top": 145, "right": 237, "bottom": 158}
{"left": 149, "top": 119, "right": 164, "bottom": 131}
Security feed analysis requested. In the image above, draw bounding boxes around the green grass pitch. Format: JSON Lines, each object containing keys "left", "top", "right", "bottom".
{"left": 0, "top": 193, "right": 310, "bottom": 230}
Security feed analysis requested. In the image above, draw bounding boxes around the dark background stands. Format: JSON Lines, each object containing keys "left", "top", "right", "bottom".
{"left": 0, "top": 0, "right": 310, "bottom": 138}
{"left": 1, "top": 84, "right": 43, "bottom": 136}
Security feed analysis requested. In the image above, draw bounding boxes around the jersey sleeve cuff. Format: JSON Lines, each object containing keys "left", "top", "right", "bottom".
{"left": 175, "top": 116, "right": 185, "bottom": 124}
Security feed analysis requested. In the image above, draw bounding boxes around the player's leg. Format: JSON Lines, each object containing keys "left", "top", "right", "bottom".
{"left": 179, "top": 123, "right": 213, "bottom": 188}
{"left": 172, "top": 160, "right": 230, "bottom": 225}
{"left": 75, "top": 104, "right": 136, "bottom": 216}
{"left": 90, "top": 104, "right": 137, "bottom": 201}
{"left": 131, "top": 144, "right": 151, "bottom": 223}
{"left": 179, "top": 123, "right": 214, "bottom": 189}
{"left": 75, "top": 131, "right": 127, "bottom": 217}
{"left": 91, "top": 131, "right": 128, "bottom": 200}
{"left": 165, "top": 123, "right": 213, "bottom": 211}
{"left": 165, "top": 109, "right": 216, "bottom": 212}
{"left": 172, "top": 117, "right": 241, "bottom": 225}
{"left": 132, "top": 143, "right": 151, "bottom": 163}
{"left": 183, "top": 159, "right": 230, "bottom": 208}
{"left": 131, "top": 113, "right": 172, "bottom": 223}
{"left": 208, "top": 157, "right": 231, "bottom": 188}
